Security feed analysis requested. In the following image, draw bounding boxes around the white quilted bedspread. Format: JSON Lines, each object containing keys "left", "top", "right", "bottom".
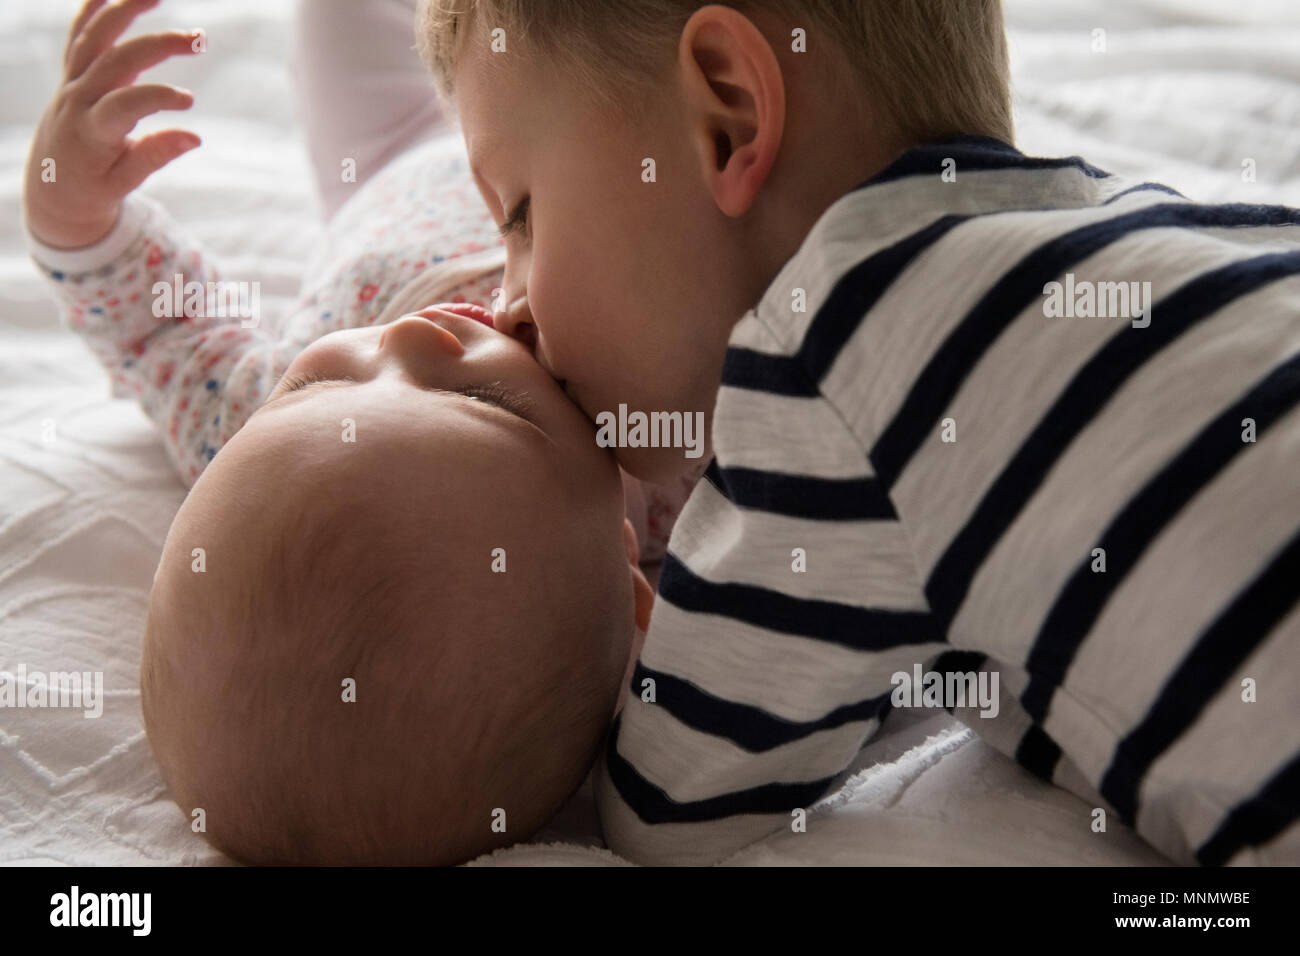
{"left": 1, "top": 0, "right": 1295, "bottom": 866}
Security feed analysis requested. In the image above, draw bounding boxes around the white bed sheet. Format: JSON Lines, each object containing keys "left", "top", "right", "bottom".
{"left": 1, "top": 0, "right": 1294, "bottom": 866}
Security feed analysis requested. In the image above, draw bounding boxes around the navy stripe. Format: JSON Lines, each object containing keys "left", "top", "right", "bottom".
{"left": 632, "top": 661, "right": 893, "bottom": 752}
{"left": 922, "top": 250, "right": 1300, "bottom": 633}
{"left": 1100, "top": 526, "right": 1300, "bottom": 822}
{"left": 929, "top": 649, "right": 991, "bottom": 716}
{"left": 862, "top": 137, "right": 1112, "bottom": 187}
{"left": 603, "top": 713, "right": 845, "bottom": 823}
{"left": 1196, "top": 750, "right": 1300, "bottom": 866}
{"left": 721, "top": 348, "right": 814, "bottom": 395}
{"left": 1021, "top": 349, "right": 1300, "bottom": 724}
{"left": 931, "top": 649, "right": 987, "bottom": 674}
{"left": 1014, "top": 724, "right": 1064, "bottom": 783}
{"left": 659, "top": 553, "right": 943, "bottom": 651}
{"left": 1105, "top": 182, "right": 1184, "bottom": 204}
{"left": 871, "top": 204, "right": 1300, "bottom": 492}
{"left": 797, "top": 216, "right": 971, "bottom": 381}
{"left": 704, "top": 459, "right": 896, "bottom": 521}
{"left": 721, "top": 215, "right": 969, "bottom": 394}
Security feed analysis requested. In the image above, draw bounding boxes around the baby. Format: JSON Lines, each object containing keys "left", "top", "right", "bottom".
{"left": 140, "top": 301, "right": 652, "bottom": 865}
{"left": 22, "top": 0, "right": 660, "bottom": 864}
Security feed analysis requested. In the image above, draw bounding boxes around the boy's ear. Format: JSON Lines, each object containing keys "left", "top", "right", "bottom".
{"left": 678, "top": 5, "right": 786, "bottom": 218}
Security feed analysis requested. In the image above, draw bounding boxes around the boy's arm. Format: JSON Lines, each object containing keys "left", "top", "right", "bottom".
{"left": 594, "top": 437, "right": 942, "bottom": 864}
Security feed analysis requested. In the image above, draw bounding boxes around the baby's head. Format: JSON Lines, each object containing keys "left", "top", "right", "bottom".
{"left": 416, "top": 0, "right": 1012, "bottom": 484}
{"left": 141, "top": 305, "right": 652, "bottom": 865}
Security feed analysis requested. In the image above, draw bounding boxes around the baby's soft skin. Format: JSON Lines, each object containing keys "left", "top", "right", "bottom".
{"left": 251, "top": 299, "right": 654, "bottom": 693}
{"left": 144, "top": 302, "right": 653, "bottom": 864}
{"left": 23, "top": 0, "right": 201, "bottom": 250}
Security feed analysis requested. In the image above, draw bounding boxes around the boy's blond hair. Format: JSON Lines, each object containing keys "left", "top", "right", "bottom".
{"left": 416, "top": 0, "right": 1013, "bottom": 145}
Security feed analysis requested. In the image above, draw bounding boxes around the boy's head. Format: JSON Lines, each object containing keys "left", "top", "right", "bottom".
{"left": 141, "top": 306, "right": 652, "bottom": 865}
{"left": 416, "top": 0, "right": 1011, "bottom": 484}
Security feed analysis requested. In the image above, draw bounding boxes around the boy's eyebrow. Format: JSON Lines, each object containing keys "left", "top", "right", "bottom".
{"left": 466, "top": 136, "right": 497, "bottom": 186}
{"left": 466, "top": 130, "right": 510, "bottom": 193}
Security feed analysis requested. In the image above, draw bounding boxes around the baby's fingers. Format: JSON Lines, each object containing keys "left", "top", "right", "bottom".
{"left": 75, "top": 31, "right": 201, "bottom": 105}
{"left": 66, "top": 0, "right": 161, "bottom": 80}
{"left": 66, "top": 0, "right": 109, "bottom": 52}
{"left": 107, "top": 128, "right": 200, "bottom": 195}
{"left": 89, "top": 83, "right": 193, "bottom": 143}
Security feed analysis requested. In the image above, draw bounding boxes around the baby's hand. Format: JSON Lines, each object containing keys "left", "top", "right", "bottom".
{"left": 23, "top": 0, "right": 202, "bottom": 249}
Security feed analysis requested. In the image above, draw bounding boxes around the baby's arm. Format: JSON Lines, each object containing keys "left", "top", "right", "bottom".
{"left": 624, "top": 463, "right": 707, "bottom": 569}
{"left": 26, "top": 196, "right": 292, "bottom": 484}
{"left": 23, "top": 0, "right": 290, "bottom": 484}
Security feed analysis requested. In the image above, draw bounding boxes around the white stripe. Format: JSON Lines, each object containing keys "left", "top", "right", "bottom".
{"left": 1137, "top": 602, "right": 1300, "bottom": 864}
{"left": 710, "top": 386, "right": 871, "bottom": 479}
{"left": 642, "top": 598, "right": 944, "bottom": 721}
{"left": 612, "top": 685, "right": 884, "bottom": 799}
{"left": 728, "top": 308, "right": 790, "bottom": 355}
{"left": 594, "top": 758, "right": 790, "bottom": 866}
{"left": 671, "top": 477, "right": 927, "bottom": 611}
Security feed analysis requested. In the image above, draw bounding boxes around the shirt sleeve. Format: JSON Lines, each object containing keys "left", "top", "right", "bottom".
{"left": 593, "top": 313, "right": 945, "bottom": 865}
{"left": 26, "top": 194, "right": 296, "bottom": 486}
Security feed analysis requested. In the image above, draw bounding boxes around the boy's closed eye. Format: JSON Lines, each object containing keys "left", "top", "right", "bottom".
{"left": 497, "top": 196, "right": 530, "bottom": 240}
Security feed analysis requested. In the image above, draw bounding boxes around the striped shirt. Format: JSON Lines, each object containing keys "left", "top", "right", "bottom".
{"left": 594, "top": 137, "right": 1300, "bottom": 866}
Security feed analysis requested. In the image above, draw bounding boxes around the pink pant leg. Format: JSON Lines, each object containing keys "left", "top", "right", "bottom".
{"left": 290, "top": 0, "right": 451, "bottom": 221}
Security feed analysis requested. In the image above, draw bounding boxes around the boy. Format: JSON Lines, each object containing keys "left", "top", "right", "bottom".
{"left": 419, "top": 0, "right": 1300, "bottom": 865}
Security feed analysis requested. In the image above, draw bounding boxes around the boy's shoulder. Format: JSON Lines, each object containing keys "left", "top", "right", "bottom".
{"left": 746, "top": 136, "right": 1300, "bottom": 360}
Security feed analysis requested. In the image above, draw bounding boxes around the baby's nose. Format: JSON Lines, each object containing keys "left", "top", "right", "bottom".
{"left": 494, "top": 295, "right": 537, "bottom": 350}
{"left": 380, "top": 313, "right": 466, "bottom": 364}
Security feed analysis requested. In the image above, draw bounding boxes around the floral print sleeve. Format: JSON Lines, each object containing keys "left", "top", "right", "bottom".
{"left": 25, "top": 193, "right": 297, "bottom": 486}
{"left": 24, "top": 133, "right": 504, "bottom": 488}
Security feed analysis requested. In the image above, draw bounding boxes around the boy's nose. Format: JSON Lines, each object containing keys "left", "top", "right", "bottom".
{"left": 494, "top": 295, "right": 537, "bottom": 350}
